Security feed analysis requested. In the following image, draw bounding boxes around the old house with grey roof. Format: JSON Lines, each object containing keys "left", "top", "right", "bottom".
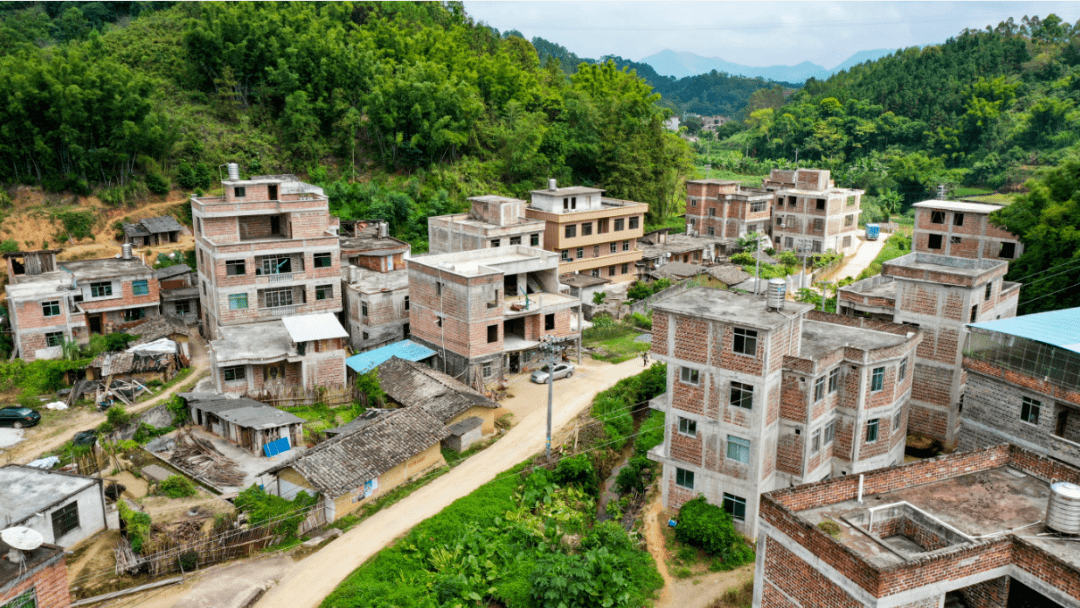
{"left": 123, "top": 215, "right": 184, "bottom": 247}
{"left": 378, "top": 357, "right": 501, "bottom": 435}
{"left": 155, "top": 263, "right": 200, "bottom": 323}
{"left": 182, "top": 393, "right": 304, "bottom": 455}
{"left": 266, "top": 407, "right": 449, "bottom": 521}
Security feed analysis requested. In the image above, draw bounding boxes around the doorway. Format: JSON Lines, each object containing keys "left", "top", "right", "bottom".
{"left": 268, "top": 184, "right": 278, "bottom": 201}
{"left": 509, "top": 352, "right": 520, "bottom": 373}
{"left": 87, "top": 314, "right": 103, "bottom": 335}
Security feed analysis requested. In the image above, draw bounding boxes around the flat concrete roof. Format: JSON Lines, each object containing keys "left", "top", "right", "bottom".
{"left": 776, "top": 187, "right": 863, "bottom": 196}
{"left": 7, "top": 257, "right": 153, "bottom": 296}
{"left": 884, "top": 252, "right": 1007, "bottom": 278}
{"left": 348, "top": 267, "right": 408, "bottom": 293}
{"left": 653, "top": 287, "right": 813, "bottom": 329}
{"left": 468, "top": 195, "right": 527, "bottom": 204}
{"left": 638, "top": 234, "right": 715, "bottom": 256}
{"left": 429, "top": 213, "right": 545, "bottom": 230}
{"left": 530, "top": 186, "right": 604, "bottom": 196}
{"left": 686, "top": 179, "right": 740, "bottom": 185}
{"left": 188, "top": 396, "right": 305, "bottom": 429}
{"left": 842, "top": 276, "right": 897, "bottom": 299}
{"left": 212, "top": 321, "right": 294, "bottom": 363}
{"left": 0, "top": 465, "right": 97, "bottom": 525}
{"left": 913, "top": 199, "right": 1003, "bottom": 214}
{"left": 799, "top": 320, "right": 909, "bottom": 360}
{"left": 409, "top": 245, "right": 559, "bottom": 277}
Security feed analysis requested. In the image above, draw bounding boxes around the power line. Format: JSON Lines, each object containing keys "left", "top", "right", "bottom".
{"left": 1019, "top": 280, "right": 1080, "bottom": 307}
{"left": 1008, "top": 257, "right": 1080, "bottom": 284}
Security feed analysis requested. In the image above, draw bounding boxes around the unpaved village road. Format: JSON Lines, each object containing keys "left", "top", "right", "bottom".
{"left": 254, "top": 356, "right": 647, "bottom": 608}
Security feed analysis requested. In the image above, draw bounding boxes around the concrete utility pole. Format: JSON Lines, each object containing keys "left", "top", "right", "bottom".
{"left": 539, "top": 335, "right": 571, "bottom": 458}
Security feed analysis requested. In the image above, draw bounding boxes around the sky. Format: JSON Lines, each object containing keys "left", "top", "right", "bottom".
{"left": 462, "top": 1, "right": 1080, "bottom": 68}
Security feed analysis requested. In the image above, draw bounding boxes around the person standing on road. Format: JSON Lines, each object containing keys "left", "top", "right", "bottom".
{"left": 642, "top": 351, "right": 649, "bottom": 366}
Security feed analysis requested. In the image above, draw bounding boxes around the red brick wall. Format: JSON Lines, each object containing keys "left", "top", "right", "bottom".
{"left": 674, "top": 318, "right": 708, "bottom": 364}
{"left": 672, "top": 376, "right": 705, "bottom": 416}
{"left": 2, "top": 554, "right": 71, "bottom": 608}
{"left": 961, "top": 575, "right": 1009, "bottom": 608}
{"left": 670, "top": 425, "right": 703, "bottom": 464}
{"left": 763, "top": 538, "right": 864, "bottom": 608}
{"left": 776, "top": 434, "right": 803, "bottom": 475}
{"left": 652, "top": 313, "right": 668, "bottom": 357}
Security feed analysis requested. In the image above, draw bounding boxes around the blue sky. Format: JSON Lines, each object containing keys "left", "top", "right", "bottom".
{"left": 462, "top": 2, "right": 1080, "bottom": 68}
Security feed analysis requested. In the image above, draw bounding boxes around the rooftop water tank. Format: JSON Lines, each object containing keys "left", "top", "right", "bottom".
{"left": 1046, "top": 481, "right": 1080, "bottom": 535}
{"left": 121, "top": 243, "right": 133, "bottom": 260}
{"left": 766, "top": 278, "right": 786, "bottom": 311}
{"left": 227, "top": 163, "right": 240, "bottom": 181}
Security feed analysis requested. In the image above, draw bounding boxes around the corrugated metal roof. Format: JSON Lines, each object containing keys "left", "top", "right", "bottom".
{"left": 281, "top": 313, "right": 349, "bottom": 342}
{"left": 969, "top": 308, "right": 1080, "bottom": 354}
{"left": 345, "top": 340, "right": 437, "bottom": 374}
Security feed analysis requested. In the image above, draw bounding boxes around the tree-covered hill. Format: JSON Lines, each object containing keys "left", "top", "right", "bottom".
{"left": 0, "top": 2, "right": 692, "bottom": 251}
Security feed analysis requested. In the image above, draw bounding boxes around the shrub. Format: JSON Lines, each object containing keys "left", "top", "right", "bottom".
{"left": 234, "top": 485, "right": 318, "bottom": 539}
{"left": 553, "top": 454, "right": 599, "bottom": 495}
{"left": 614, "top": 456, "right": 657, "bottom": 496}
{"left": 627, "top": 312, "right": 652, "bottom": 330}
{"left": 106, "top": 405, "right": 132, "bottom": 427}
{"left": 165, "top": 395, "right": 190, "bottom": 425}
{"left": 118, "top": 501, "right": 152, "bottom": 554}
{"left": 177, "top": 550, "right": 198, "bottom": 572}
{"left": 145, "top": 172, "right": 170, "bottom": 195}
{"left": 817, "top": 520, "right": 841, "bottom": 539}
{"left": 133, "top": 423, "right": 172, "bottom": 444}
{"left": 0, "top": 239, "right": 18, "bottom": 253}
{"left": 177, "top": 162, "right": 197, "bottom": 190}
{"left": 675, "top": 497, "right": 755, "bottom": 567}
{"left": 52, "top": 209, "right": 96, "bottom": 240}
{"left": 158, "top": 475, "right": 197, "bottom": 498}
{"left": 591, "top": 291, "right": 606, "bottom": 305}
{"left": 730, "top": 252, "right": 755, "bottom": 265}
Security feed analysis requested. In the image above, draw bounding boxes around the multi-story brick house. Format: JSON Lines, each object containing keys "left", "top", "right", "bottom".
{"left": 839, "top": 252, "right": 1020, "bottom": 449}
{"left": 912, "top": 199, "right": 1023, "bottom": 261}
{"left": 648, "top": 287, "right": 921, "bottom": 538}
{"left": 684, "top": 179, "right": 773, "bottom": 245}
{"left": 407, "top": 246, "right": 580, "bottom": 386}
{"left": 754, "top": 443, "right": 1080, "bottom": 608}
{"left": 5, "top": 248, "right": 160, "bottom": 361}
{"left": 191, "top": 169, "right": 348, "bottom": 394}
{"left": 0, "top": 535, "right": 71, "bottom": 608}
{"left": 427, "top": 195, "right": 547, "bottom": 254}
{"left": 525, "top": 180, "right": 647, "bottom": 282}
{"left": 765, "top": 168, "right": 863, "bottom": 255}
{"left": 339, "top": 220, "right": 412, "bottom": 352}
{"left": 960, "top": 307, "right": 1080, "bottom": 468}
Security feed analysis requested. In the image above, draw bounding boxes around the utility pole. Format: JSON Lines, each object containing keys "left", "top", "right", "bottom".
{"left": 795, "top": 147, "right": 799, "bottom": 165}
{"left": 539, "top": 335, "right": 571, "bottom": 459}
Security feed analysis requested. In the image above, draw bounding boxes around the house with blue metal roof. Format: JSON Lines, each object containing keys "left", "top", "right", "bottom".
{"left": 345, "top": 339, "right": 437, "bottom": 375}
{"left": 961, "top": 307, "right": 1080, "bottom": 468}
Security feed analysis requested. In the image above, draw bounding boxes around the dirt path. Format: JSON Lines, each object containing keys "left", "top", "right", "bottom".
{"left": 644, "top": 493, "right": 674, "bottom": 605}
{"left": 826, "top": 230, "right": 889, "bottom": 282}
{"left": 0, "top": 335, "right": 210, "bottom": 466}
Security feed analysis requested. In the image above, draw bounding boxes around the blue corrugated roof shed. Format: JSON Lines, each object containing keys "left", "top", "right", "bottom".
{"left": 968, "top": 307, "right": 1080, "bottom": 354}
{"left": 346, "top": 340, "right": 437, "bottom": 374}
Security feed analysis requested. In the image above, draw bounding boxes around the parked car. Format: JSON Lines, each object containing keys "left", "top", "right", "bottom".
{"left": 530, "top": 363, "right": 575, "bottom": 384}
{"left": 0, "top": 407, "right": 41, "bottom": 429}
{"left": 73, "top": 430, "right": 99, "bottom": 446}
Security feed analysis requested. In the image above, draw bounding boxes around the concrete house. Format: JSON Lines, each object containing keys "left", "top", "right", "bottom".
{"left": 839, "top": 252, "right": 1020, "bottom": 449}
{"left": 638, "top": 229, "right": 724, "bottom": 272}
{"left": 766, "top": 168, "right": 863, "bottom": 255}
{"left": 266, "top": 407, "right": 449, "bottom": 521}
{"left": 526, "top": 180, "right": 647, "bottom": 282}
{"left": 0, "top": 535, "right": 71, "bottom": 608}
{"left": 912, "top": 200, "right": 1023, "bottom": 261}
{"left": 428, "top": 195, "right": 547, "bottom": 254}
{"left": 754, "top": 444, "right": 1080, "bottom": 608}
{"left": 155, "top": 263, "right": 200, "bottom": 324}
{"left": 0, "top": 465, "right": 106, "bottom": 548}
{"left": 684, "top": 179, "right": 773, "bottom": 246}
{"left": 5, "top": 248, "right": 160, "bottom": 361}
{"left": 960, "top": 307, "right": 1080, "bottom": 468}
{"left": 647, "top": 288, "right": 921, "bottom": 538}
{"left": 339, "top": 220, "right": 412, "bottom": 352}
{"left": 378, "top": 357, "right": 501, "bottom": 436}
{"left": 407, "top": 246, "right": 581, "bottom": 385}
{"left": 183, "top": 393, "right": 304, "bottom": 455}
{"left": 122, "top": 215, "right": 184, "bottom": 247}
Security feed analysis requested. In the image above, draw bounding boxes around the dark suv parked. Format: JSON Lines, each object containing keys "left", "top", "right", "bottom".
{"left": 0, "top": 407, "right": 41, "bottom": 429}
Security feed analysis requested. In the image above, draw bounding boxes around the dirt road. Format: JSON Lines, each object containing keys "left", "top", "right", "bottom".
{"left": 829, "top": 231, "right": 888, "bottom": 282}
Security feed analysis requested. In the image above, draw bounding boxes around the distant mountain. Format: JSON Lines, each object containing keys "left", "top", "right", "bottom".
{"left": 639, "top": 49, "right": 896, "bottom": 83}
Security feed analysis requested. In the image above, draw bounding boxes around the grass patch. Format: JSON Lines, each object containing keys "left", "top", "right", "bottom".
{"left": 953, "top": 186, "right": 994, "bottom": 197}
{"left": 856, "top": 233, "right": 913, "bottom": 281}
{"left": 584, "top": 319, "right": 650, "bottom": 363}
{"left": 709, "top": 579, "right": 755, "bottom": 608}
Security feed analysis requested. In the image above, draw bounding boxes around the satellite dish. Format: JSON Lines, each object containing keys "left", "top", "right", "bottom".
{"left": 2, "top": 527, "right": 43, "bottom": 565}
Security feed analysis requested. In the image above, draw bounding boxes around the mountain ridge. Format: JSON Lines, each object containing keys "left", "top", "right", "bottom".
{"left": 639, "top": 48, "right": 896, "bottom": 82}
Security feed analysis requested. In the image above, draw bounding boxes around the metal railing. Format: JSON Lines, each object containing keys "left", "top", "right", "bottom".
{"left": 963, "top": 328, "right": 1080, "bottom": 394}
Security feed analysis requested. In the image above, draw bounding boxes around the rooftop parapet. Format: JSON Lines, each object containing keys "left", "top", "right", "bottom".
{"left": 883, "top": 251, "right": 1009, "bottom": 285}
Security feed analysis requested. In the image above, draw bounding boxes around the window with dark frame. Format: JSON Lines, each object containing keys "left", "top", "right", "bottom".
{"left": 871, "top": 367, "right": 885, "bottom": 392}
{"left": 928, "top": 234, "right": 943, "bottom": 250}
{"left": 824, "top": 420, "right": 835, "bottom": 444}
{"left": 629, "top": 216, "right": 639, "bottom": 230}
{"left": 51, "top": 501, "right": 80, "bottom": 539}
{"left": 313, "top": 252, "right": 333, "bottom": 268}
{"left": 42, "top": 300, "right": 60, "bottom": 317}
{"left": 226, "top": 260, "right": 246, "bottom": 276}
{"left": 811, "top": 429, "right": 821, "bottom": 453}
{"left": 930, "top": 211, "right": 946, "bottom": 224}
{"left": 582, "top": 222, "right": 593, "bottom": 236}
{"left": 404, "top": 296, "right": 410, "bottom": 311}
{"left": 953, "top": 213, "right": 964, "bottom": 226}
{"left": 893, "top": 408, "right": 903, "bottom": 432}
{"left": 999, "top": 242, "right": 1015, "bottom": 259}
{"left": 675, "top": 468, "right": 694, "bottom": 489}
{"left": 561, "top": 250, "right": 570, "bottom": 261}
{"left": 730, "top": 381, "right": 753, "bottom": 409}
{"left": 732, "top": 327, "right": 757, "bottom": 355}
{"left": 970, "top": 304, "right": 979, "bottom": 322}
{"left": 263, "top": 287, "right": 294, "bottom": 308}
{"left": 722, "top": 493, "right": 746, "bottom": 520}
{"left": 828, "top": 368, "right": 839, "bottom": 393}
{"left": 123, "top": 308, "right": 145, "bottom": 321}
{"left": 46, "top": 331, "right": 64, "bottom": 348}
{"left": 615, "top": 218, "right": 625, "bottom": 231}
{"left": 576, "top": 247, "right": 583, "bottom": 259}
{"left": 175, "top": 301, "right": 192, "bottom": 315}
{"left": 545, "top": 313, "right": 555, "bottom": 330}
{"left": 90, "top": 282, "right": 113, "bottom": 298}
{"left": 951, "top": 236, "right": 962, "bottom": 245}
{"left": 132, "top": 280, "right": 149, "bottom": 296}
{"left": 530, "top": 233, "right": 540, "bottom": 247}
{"left": 814, "top": 377, "right": 825, "bottom": 401}
{"left": 565, "top": 224, "right": 576, "bottom": 238}
{"left": 1021, "top": 396, "right": 1041, "bottom": 424}
{"left": 985, "top": 283, "right": 993, "bottom": 301}
{"left": 223, "top": 366, "right": 246, "bottom": 382}
{"left": 234, "top": 186, "right": 246, "bottom": 198}
{"left": 680, "top": 367, "right": 700, "bottom": 385}
{"left": 487, "top": 325, "right": 498, "bottom": 343}
{"left": 610, "top": 243, "right": 617, "bottom": 254}
{"left": 727, "top": 435, "right": 750, "bottom": 463}
{"left": 708, "top": 207, "right": 716, "bottom": 217}
{"left": 815, "top": 198, "right": 825, "bottom": 210}
{"left": 509, "top": 236, "right": 521, "bottom": 245}
{"left": 315, "top": 284, "right": 332, "bottom": 301}
{"left": 899, "top": 357, "right": 907, "bottom": 381}
{"left": 229, "top": 293, "right": 248, "bottom": 309}
{"left": 622, "top": 240, "right": 630, "bottom": 252}
{"left": 678, "top": 417, "right": 697, "bottom": 437}
{"left": 866, "top": 418, "right": 880, "bottom": 442}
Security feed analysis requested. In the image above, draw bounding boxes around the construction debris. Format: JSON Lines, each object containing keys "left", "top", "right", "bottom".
{"left": 168, "top": 428, "right": 246, "bottom": 488}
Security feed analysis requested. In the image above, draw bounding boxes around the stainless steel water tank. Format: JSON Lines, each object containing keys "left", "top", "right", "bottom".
{"left": 767, "top": 278, "right": 786, "bottom": 310}
{"left": 1046, "top": 481, "right": 1080, "bottom": 534}
{"left": 227, "top": 163, "right": 240, "bottom": 181}
{"left": 121, "top": 243, "right": 133, "bottom": 260}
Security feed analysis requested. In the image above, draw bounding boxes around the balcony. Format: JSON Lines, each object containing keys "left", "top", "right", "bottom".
{"left": 267, "top": 272, "right": 297, "bottom": 284}
{"left": 262, "top": 305, "right": 300, "bottom": 319}
{"left": 503, "top": 291, "right": 578, "bottom": 317}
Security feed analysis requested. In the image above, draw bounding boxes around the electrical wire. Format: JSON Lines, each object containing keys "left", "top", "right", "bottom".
{"left": 1019, "top": 280, "right": 1080, "bottom": 307}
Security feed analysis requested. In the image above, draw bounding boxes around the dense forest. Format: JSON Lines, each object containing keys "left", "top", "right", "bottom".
{"left": 0, "top": 1, "right": 692, "bottom": 250}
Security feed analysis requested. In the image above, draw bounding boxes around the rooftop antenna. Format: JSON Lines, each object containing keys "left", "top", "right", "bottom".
{"left": 937, "top": 184, "right": 949, "bottom": 200}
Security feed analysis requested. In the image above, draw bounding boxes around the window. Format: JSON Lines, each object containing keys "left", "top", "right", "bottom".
{"left": 970, "top": 304, "right": 979, "bottom": 323}
{"left": 46, "top": 331, "right": 64, "bottom": 348}
{"left": 953, "top": 212, "right": 964, "bottom": 226}
{"left": 844, "top": 214, "right": 854, "bottom": 227}
{"left": 483, "top": 362, "right": 493, "bottom": 378}
{"left": 51, "top": 501, "right": 79, "bottom": 539}
{"left": 723, "top": 493, "right": 746, "bottom": 520}
{"left": 898, "top": 357, "right": 907, "bottom": 381}
{"left": 223, "top": 366, "right": 246, "bottom": 382}
{"left": 563, "top": 198, "right": 569, "bottom": 210}
{"left": 930, "top": 210, "right": 946, "bottom": 224}
{"left": 732, "top": 327, "right": 757, "bottom": 355}
{"left": 561, "top": 250, "right": 570, "bottom": 261}
{"left": 132, "top": 280, "right": 149, "bottom": 296}
{"left": 727, "top": 436, "right": 751, "bottom": 464}
{"left": 951, "top": 236, "right": 962, "bottom": 245}
{"left": 123, "top": 308, "right": 145, "bottom": 322}
{"left": 893, "top": 408, "right": 903, "bottom": 432}
{"left": 571, "top": 197, "right": 577, "bottom": 210}
{"left": 487, "top": 325, "right": 498, "bottom": 343}
{"left": 510, "top": 236, "right": 522, "bottom": 245}
{"left": 675, "top": 468, "right": 695, "bottom": 489}
{"left": 680, "top": 367, "right": 700, "bottom": 385}
{"left": 843, "top": 236, "right": 852, "bottom": 249}
{"left": 530, "top": 233, "right": 540, "bottom": 247}
{"left": 678, "top": 417, "right": 697, "bottom": 437}
{"left": 622, "top": 240, "right": 630, "bottom": 252}
{"left": 582, "top": 222, "right": 593, "bottom": 236}
{"left": 362, "top": 332, "right": 369, "bottom": 340}
{"left": 234, "top": 186, "right": 246, "bottom": 198}
{"left": 621, "top": 263, "right": 629, "bottom": 274}
{"left": 610, "top": 242, "right": 617, "bottom": 254}
{"left": 576, "top": 247, "right": 584, "bottom": 259}
{"left": 228, "top": 293, "right": 248, "bottom": 310}
{"left": 866, "top": 419, "right": 880, "bottom": 443}
{"left": 926, "top": 234, "right": 943, "bottom": 250}
{"left": 828, "top": 368, "right": 840, "bottom": 393}
{"left": 436, "top": 315, "right": 443, "bottom": 328}
{"left": 263, "top": 287, "right": 294, "bottom": 308}
{"left": 730, "top": 381, "right": 753, "bottom": 410}
{"left": 985, "top": 283, "right": 993, "bottom": 301}
{"left": 824, "top": 420, "right": 836, "bottom": 445}
{"left": 226, "top": 260, "right": 246, "bottom": 276}
{"left": 815, "top": 198, "right": 826, "bottom": 210}
{"left": 811, "top": 429, "right": 821, "bottom": 453}
{"left": 404, "top": 296, "right": 410, "bottom": 311}
{"left": 609, "top": 266, "right": 618, "bottom": 277}
{"left": 814, "top": 377, "right": 825, "bottom": 401}
{"left": 614, "top": 218, "right": 626, "bottom": 231}
{"left": 42, "top": 300, "right": 60, "bottom": 317}
{"left": 360, "top": 301, "right": 369, "bottom": 318}
{"left": 175, "top": 301, "right": 192, "bottom": 315}
{"left": 565, "top": 224, "right": 576, "bottom": 238}
{"left": 707, "top": 227, "right": 715, "bottom": 236}
{"left": 871, "top": 367, "right": 885, "bottom": 392}
{"left": 90, "top": 282, "right": 113, "bottom": 298}
{"left": 313, "top": 252, "right": 332, "bottom": 269}
{"left": 591, "top": 269, "right": 600, "bottom": 277}
{"left": 545, "top": 313, "right": 555, "bottom": 331}
{"left": 195, "top": 218, "right": 201, "bottom": 236}
{"left": 999, "top": 242, "right": 1016, "bottom": 259}
{"left": 491, "top": 239, "right": 501, "bottom": 247}
{"left": 3, "top": 588, "right": 36, "bottom": 608}
{"left": 690, "top": 198, "right": 698, "bottom": 207}
{"left": 751, "top": 200, "right": 767, "bottom": 213}
{"left": 708, "top": 207, "right": 716, "bottom": 217}
{"left": 629, "top": 216, "right": 639, "bottom": 230}
{"left": 812, "top": 218, "right": 824, "bottom": 232}
{"left": 785, "top": 237, "right": 793, "bottom": 248}
{"left": 1021, "top": 396, "right": 1041, "bottom": 424}
{"left": 436, "top": 281, "right": 443, "bottom": 297}
{"left": 261, "top": 254, "right": 294, "bottom": 275}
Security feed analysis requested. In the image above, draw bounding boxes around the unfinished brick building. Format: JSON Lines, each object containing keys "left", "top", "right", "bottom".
{"left": 5, "top": 247, "right": 160, "bottom": 361}
{"left": 191, "top": 168, "right": 348, "bottom": 393}
{"left": 339, "top": 220, "right": 412, "bottom": 352}
{"left": 684, "top": 179, "right": 773, "bottom": 246}
{"left": 767, "top": 168, "right": 863, "bottom": 255}
{"left": 427, "top": 195, "right": 546, "bottom": 254}
{"left": 407, "top": 246, "right": 580, "bottom": 387}
{"left": 754, "top": 444, "right": 1080, "bottom": 608}
{"left": 525, "top": 180, "right": 647, "bottom": 282}
{"left": 0, "top": 535, "right": 71, "bottom": 608}
{"left": 839, "top": 253, "right": 1020, "bottom": 449}
{"left": 960, "top": 308, "right": 1080, "bottom": 469}
{"left": 913, "top": 200, "right": 1023, "bottom": 261}
{"left": 648, "top": 287, "right": 922, "bottom": 538}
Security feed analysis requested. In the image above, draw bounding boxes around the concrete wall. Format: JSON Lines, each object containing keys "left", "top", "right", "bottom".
{"left": 15, "top": 482, "right": 106, "bottom": 548}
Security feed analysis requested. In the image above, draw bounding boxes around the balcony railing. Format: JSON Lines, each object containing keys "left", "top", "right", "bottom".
{"left": 267, "top": 272, "right": 296, "bottom": 283}
{"left": 262, "top": 305, "right": 300, "bottom": 318}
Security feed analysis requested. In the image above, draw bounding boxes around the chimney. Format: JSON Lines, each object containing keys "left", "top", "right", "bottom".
{"left": 121, "top": 243, "right": 133, "bottom": 260}
{"left": 548, "top": 178, "right": 557, "bottom": 191}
